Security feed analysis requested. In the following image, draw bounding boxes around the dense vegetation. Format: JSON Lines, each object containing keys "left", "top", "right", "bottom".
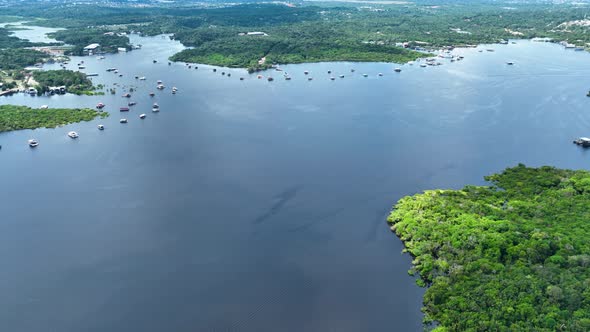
{"left": 0, "top": 104, "right": 108, "bottom": 132}
{"left": 4, "top": 2, "right": 589, "bottom": 71}
{"left": 32, "top": 70, "right": 96, "bottom": 95}
{"left": 0, "top": 48, "right": 47, "bottom": 70}
{"left": 388, "top": 165, "right": 590, "bottom": 331}
{"left": 48, "top": 29, "right": 130, "bottom": 55}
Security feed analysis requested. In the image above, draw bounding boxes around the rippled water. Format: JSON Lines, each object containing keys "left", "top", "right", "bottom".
{"left": 1, "top": 32, "right": 590, "bottom": 331}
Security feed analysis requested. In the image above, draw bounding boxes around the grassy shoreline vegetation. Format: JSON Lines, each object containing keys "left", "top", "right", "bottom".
{"left": 0, "top": 105, "right": 108, "bottom": 132}
{"left": 388, "top": 165, "right": 590, "bottom": 331}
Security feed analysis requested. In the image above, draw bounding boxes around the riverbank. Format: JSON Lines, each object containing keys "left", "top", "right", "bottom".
{"left": 0, "top": 104, "right": 108, "bottom": 132}
{"left": 388, "top": 165, "right": 590, "bottom": 331}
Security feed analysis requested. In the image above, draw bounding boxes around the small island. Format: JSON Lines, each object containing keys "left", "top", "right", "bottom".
{"left": 388, "top": 164, "right": 590, "bottom": 331}
{"left": 32, "top": 70, "right": 102, "bottom": 95}
{"left": 0, "top": 105, "right": 108, "bottom": 132}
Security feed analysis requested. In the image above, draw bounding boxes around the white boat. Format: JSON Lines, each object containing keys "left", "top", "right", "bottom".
{"left": 98, "top": 124, "right": 104, "bottom": 130}
{"left": 40, "top": 105, "right": 49, "bottom": 109}
{"left": 139, "top": 113, "right": 146, "bottom": 119}
{"left": 153, "top": 103, "right": 159, "bottom": 109}
{"left": 152, "top": 108, "right": 160, "bottom": 112}
{"left": 157, "top": 80, "right": 163, "bottom": 84}
{"left": 363, "top": 74, "right": 368, "bottom": 77}
{"left": 120, "top": 119, "right": 128, "bottom": 123}
{"left": 157, "top": 84, "right": 165, "bottom": 90}
{"left": 28, "top": 139, "right": 39, "bottom": 147}
{"left": 378, "top": 73, "right": 383, "bottom": 76}
{"left": 139, "top": 76, "right": 146, "bottom": 80}
{"left": 67, "top": 131, "right": 79, "bottom": 139}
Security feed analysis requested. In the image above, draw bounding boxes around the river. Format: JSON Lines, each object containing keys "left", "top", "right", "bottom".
{"left": 1, "top": 31, "right": 590, "bottom": 331}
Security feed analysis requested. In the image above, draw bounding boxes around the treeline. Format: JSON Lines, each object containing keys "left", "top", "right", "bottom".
{"left": 0, "top": 105, "right": 108, "bottom": 132}
{"left": 388, "top": 164, "right": 590, "bottom": 331}
{"left": 32, "top": 70, "right": 95, "bottom": 95}
{"left": 49, "top": 29, "right": 130, "bottom": 55}
{"left": 0, "top": 48, "right": 47, "bottom": 70}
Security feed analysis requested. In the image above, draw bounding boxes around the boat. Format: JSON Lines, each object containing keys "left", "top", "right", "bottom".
{"left": 308, "top": 77, "right": 313, "bottom": 81}
{"left": 98, "top": 124, "right": 104, "bottom": 130}
{"left": 394, "top": 68, "right": 402, "bottom": 72}
{"left": 28, "top": 139, "right": 39, "bottom": 147}
{"left": 328, "top": 70, "right": 332, "bottom": 74}
{"left": 96, "top": 103, "right": 105, "bottom": 109}
{"left": 575, "top": 47, "right": 585, "bottom": 51}
{"left": 122, "top": 93, "right": 131, "bottom": 98}
{"left": 351, "top": 69, "right": 355, "bottom": 72}
{"left": 213, "top": 68, "right": 217, "bottom": 72}
{"left": 506, "top": 61, "right": 514, "bottom": 65}
{"left": 134, "top": 76, "right": 139, "bottom": 79}
{"left": 128, "top": 102, "right": 137, "bottom": 106}
{"left": 172, "top": 87, "right": 178, "bottom": 91}
{"left": 149, "top": 92, "right": 155, "bottom": 97}
{"left": 67, "top": 131, "right": 79, "bottom": 139}
{"left": 139, "top": 77, "right": 146, "bottom": 80}
{"left": 28, "top": 88, "right": 37, "bottom": 95}
{"left": 420, "top": 64, "right": 427, "bottom": 68}
{"left": 330, "top": 77, "right": 335, "bottom": 80}
{"left": 40, "top": 105, "right": 49, "bottom": 109}
{"left": 240, "top": 77, "right": 244, "bottom": 80}
{"left": 227, "top": 73, "right": 231, "bottom": 77}
{"left": 378, "top": 73, "right": 383, "bottom": 76}
{"left": 267, "top": 77, "right": 274, "bottom": 81}
{"left": 304, "top": 71, "right": 309, "bottom": 75}
{"left": 573, "top": 137, "right": 590, "bottom": 147}
{"left": 120, "top": 119, "right": 128, "bottom": 123}
{"left": 153, "top": 60, "right": 157, "bottom": 63}
{"left": 120, "top": 107, "right": 130, "bottom": 112}
{"left": 339, "top": 75, "right": 344, "bottom": 78}
{"left": 153, "top": 103, "right": 159, "bottom": 109}
{"left": 139, "top": 113, "right": 146, "bottom": 119}
{"left": 157, "top": 84, "right": 165, "bottom": 90}
{"left": 221, "top": 72, "right": 225, "bottom": 76}
{"left": 285, "top": 76, "right": 292, "bottom": 80}
{"left": 486, "top": 49, "right": 495, "bottom": 52}
{"left": 363, "top": 74, "right": 368, "bottom": 77}
{"left": 78, "top": 66, "right": 85, "bottom": 69}
{"left": 152, "top": 108, "right": 160, "bottom": 112}
{"left": 257, "top": 75, "right": 263, "bottom": 79}
{"left": 114, "top": 70, "right": 119, "bottom": 74}
{"left": 157, "top": 80, "right": 163, "bottom": 84}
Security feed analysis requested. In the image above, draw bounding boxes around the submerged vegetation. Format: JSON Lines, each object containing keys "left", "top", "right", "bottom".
{"left": 389, "top": 165, "right": 590, "bottom": 331}
{"left": 32, "top": 70, "right": 97, "bottom": 95}
{"left": 0, "top": 105, "right": 108, "bottom": 132}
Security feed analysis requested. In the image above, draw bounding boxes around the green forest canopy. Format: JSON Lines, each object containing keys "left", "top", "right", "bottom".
{"left": 388, "top": 165, "right": 590, "bottom": 331}
{"left": 0, "top": 105, "right": 108, "bottom": 132}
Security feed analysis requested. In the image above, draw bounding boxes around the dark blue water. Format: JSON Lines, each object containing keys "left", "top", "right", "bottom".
{"left": 1, "top": 34, "right": 590, "bottom": 331}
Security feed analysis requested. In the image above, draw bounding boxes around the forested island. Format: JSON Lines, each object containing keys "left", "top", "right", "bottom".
{"left": 388, "top": 165, "right": 590, "bottom": 331}
{"left": 32, "top": 70, "right": 100, "bottom": 95}
{"left": 0, "top": 105, "right": 108, "bottom": 132}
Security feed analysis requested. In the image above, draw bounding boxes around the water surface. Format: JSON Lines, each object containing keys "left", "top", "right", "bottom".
{"left": 1, "top": 34, "right": 590, "bottom": 331}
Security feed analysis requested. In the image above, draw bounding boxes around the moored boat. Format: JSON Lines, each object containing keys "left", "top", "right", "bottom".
{"left": 28, "top": 139, "right": 39, "bottom": 147}
{"left": 96, "top": 102, "right": 105, "bottom": 109}
{"left": 139, "top": 113, "right": 146, "bottom": 119}
{"left": 120, "top": 119, "right": 128, "bottom": 123}
{"left": 98, "top": 124, "right": 105, "bottom": 130}
{"left": 120, "top": 107, "right": 130, "bottom": 112}
{"left": 67, "top": 131, "right": 79, "bottom": 139}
